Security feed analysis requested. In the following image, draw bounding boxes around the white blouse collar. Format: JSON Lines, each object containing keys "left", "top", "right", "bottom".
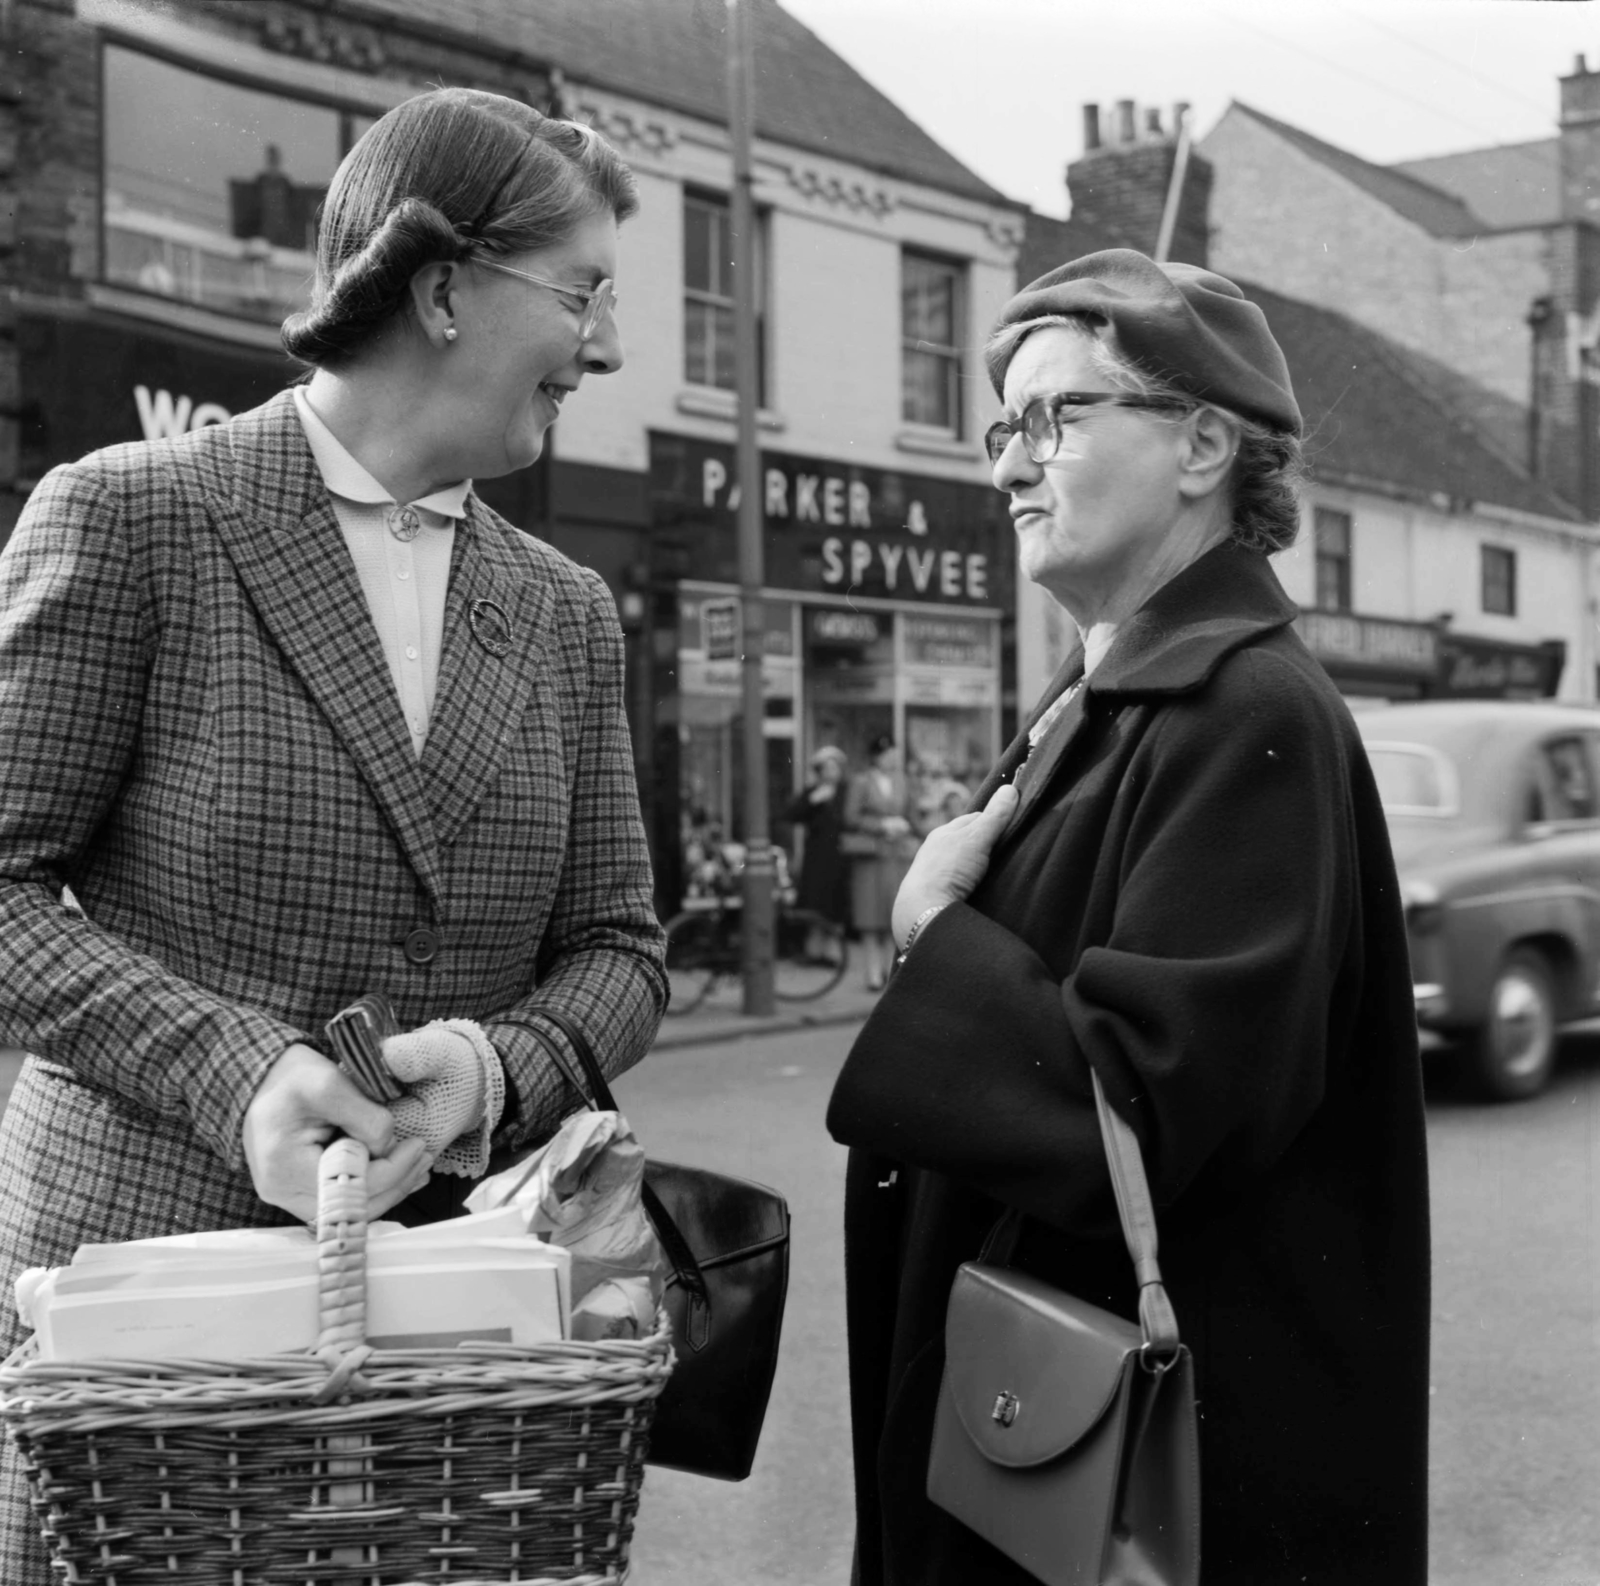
{"left": 292, "top": 385, "right": 472, "bottom": 520}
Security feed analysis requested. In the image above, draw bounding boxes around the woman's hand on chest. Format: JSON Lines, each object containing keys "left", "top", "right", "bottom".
{"left": 891, "top": 783, "right": 1019, "bottom": 947}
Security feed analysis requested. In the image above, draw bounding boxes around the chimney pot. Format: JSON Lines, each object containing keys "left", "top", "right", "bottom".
{"left": 1145, "top": 106, "right": 1164, "bottom": 138}
{"left": 1579, "top": 53, "right": 1590, "bottom": 75}
{"left": 1116, "top": 99, "right": 1136, "bottom": 144}
{"left": 1082, "top": 103, "right": 1101, "bottom": 152}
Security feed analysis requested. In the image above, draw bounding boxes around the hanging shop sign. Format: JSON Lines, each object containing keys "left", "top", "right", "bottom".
{"left": 648, "top": 432, "right": 1013, "bottom": 610}
{"left": 1435, "top": 634, "right": 1564, "bottom": 699}
{"left": 1294, "top": 610, "right": 1438, "bottom": 679}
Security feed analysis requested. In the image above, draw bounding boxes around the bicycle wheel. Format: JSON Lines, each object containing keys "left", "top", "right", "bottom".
{"left": 664, "top": 910, "right": 724, "bottom": 1015}
{"left": 773, "top": 908, "right": 848, "bottom": 1002}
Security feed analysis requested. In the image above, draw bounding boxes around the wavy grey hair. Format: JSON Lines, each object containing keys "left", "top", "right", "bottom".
{"left": 986, "top": 314, "right": 1305, "bottom": 556}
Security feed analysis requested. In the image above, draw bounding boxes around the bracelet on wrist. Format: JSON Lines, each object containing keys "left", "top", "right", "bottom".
{"left": 899, "top": 903, "right": 947, "bottom": 958}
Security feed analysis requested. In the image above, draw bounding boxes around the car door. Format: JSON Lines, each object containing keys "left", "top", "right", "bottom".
{"left": 1524, "top": 731, "right": 1600, "bottom": 1014}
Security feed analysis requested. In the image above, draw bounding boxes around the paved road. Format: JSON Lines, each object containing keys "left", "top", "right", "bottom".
{"left": 5, "top": 1025, "right": 1600, "bottom": 1584}
{"left": 614, "top": 1027, "right": 1600, "bottom": 1586}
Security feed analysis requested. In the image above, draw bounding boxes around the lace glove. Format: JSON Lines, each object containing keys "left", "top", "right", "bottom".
{"left": 381, "top": 1019, "right": 506, "bottom": 1177}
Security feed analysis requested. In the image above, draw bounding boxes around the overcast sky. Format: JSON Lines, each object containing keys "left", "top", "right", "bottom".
{"left": 778, "top": 0, "right": 1600, "bottom": 216}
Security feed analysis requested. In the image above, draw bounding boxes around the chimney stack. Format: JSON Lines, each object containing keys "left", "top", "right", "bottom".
{"left": 1067, "top": 97, "right": 1213, "bottom": 267}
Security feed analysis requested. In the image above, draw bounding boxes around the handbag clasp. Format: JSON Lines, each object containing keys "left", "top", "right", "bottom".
{"left": 990, "top": 1391, "right": 1021, "bottom": 1427}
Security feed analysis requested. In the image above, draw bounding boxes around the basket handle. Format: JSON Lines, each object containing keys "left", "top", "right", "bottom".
{"left": 317, "top": 1137, "right": 370, "bottom": 1354}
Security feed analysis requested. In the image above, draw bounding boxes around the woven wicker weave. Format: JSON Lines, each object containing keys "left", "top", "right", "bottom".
{"left": 0, "top": 1139, "right": 674, "bottom": 1585}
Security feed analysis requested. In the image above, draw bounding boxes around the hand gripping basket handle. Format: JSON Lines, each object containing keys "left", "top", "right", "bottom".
{"left": 1090, "top": 1070, "right": 1180, "bottom": 1362}
{"left": 519, "top": 1007, "right": 711, "bottom": 1319}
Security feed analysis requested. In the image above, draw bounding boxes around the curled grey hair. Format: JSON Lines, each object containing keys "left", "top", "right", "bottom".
{"left": 985, "top": 314, "right": 1305, "bottom": 556}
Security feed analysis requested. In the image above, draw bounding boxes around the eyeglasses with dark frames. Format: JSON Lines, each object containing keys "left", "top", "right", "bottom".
{"left": 983, "top": 391, "right": 1191, "bottom": 465}
{"left": 473, "top": 258, "right": 617, "bottom": 341}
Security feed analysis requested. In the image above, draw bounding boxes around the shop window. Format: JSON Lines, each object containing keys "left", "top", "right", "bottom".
{"left": 1313, "top": 507, "right": 1352, "bottom": 612}
{"left": 1482, "top": 545, "right": 1516, "bottom": 616}
{"left": 901, "top": 251, "right": 964, "bottom": 432}
{"left": 683, "top": 191, "right": 766, "bottom": 399}
{"left": 101, "top": 45, "right": 372, "bottom": 324}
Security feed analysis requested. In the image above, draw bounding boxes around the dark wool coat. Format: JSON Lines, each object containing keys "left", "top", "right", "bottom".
{"left": 785, "top": 782, "right": 851, "bottom": 926}
{"left": 827, "top": 543, "right": 1430, "bottom": 1586}
{"left": 0, "top": 392, "right": 665, "bottom": 1581}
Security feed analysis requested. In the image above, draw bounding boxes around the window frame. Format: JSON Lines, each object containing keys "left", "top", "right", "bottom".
{"left": 900, "top": 249, "right": 966, "bottom": 436}
{"left": 1481, "top": 544, "right": 1517, "bottom": 617}
{"left": 681, "top": 187, "right": 767, "bottom": 403}
{"left": 1312, "top": 505, "right": 1353, "bottom": 613}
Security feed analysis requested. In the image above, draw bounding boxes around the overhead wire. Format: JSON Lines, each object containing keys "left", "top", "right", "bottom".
{"left": 1195, "top": 0, "right": 1564, "bottom": 186}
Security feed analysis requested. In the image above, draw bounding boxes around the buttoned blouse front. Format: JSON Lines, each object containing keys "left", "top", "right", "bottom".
{"left": 292, "top": 386, "right": 470, "bottom": 758}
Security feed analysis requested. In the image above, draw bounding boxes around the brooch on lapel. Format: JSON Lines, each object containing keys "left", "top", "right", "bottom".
{"left": 469, "top": 598, "right": 514, "bottom": 658}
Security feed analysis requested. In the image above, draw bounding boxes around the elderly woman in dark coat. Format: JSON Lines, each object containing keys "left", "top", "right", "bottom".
{"left": 827, "top": 251, "right": 1429, "bottom": 1585}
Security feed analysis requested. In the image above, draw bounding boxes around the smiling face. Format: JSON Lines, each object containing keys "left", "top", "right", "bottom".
{"left": 440, "top": 209, "right": 622, "bottom": 478}
{"left": 994, "top": 326, "right": 1196, "bottom": 623}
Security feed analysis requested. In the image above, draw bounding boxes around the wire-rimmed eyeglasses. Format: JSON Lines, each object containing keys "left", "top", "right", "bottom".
{"left": 983, "top": 391, "right": 1190, "bottom": 465}
{"left": 473, "top": 258, "right": 617, "bottom": 341}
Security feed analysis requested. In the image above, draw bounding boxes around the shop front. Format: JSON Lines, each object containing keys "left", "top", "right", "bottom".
{"left": 1294, "top": 608, "right": 1566, "bottom": 703}
{"left": 14, "top": 308, "right": 550, "bottom": 537}
{"left": 648, "top": 432, "right": 1013, "bottom": 908}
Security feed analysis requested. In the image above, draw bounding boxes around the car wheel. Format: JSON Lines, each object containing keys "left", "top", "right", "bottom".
{"left": 1470, "top": 948, "right": 1558, "bottom": 1101}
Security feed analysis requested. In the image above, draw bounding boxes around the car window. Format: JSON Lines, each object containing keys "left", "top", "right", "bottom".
{"left": 1365, "top": 744, "right": 1457, "bottom": 815}
{"left": 1531, "top": 735, "right": 1600, "bottom": 823}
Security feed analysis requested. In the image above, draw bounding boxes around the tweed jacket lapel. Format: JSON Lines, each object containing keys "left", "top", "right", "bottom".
{"left": 205, "top": 390, "right": 442, "bottom": 901}
{"left": 420, "top": 499, "right": 557, "bottom": 846}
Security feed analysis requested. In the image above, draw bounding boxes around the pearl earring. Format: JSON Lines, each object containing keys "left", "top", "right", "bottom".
{"left": 443, "top": 327, "right": 458, "bottom": 344}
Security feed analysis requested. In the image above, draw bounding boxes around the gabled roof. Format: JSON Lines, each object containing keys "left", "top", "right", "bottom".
{"left": 1017, "top": 213, "right": 1580, "bottom": 524}
{"left": 1223, "top": 102, "right": 1484, "bottom": 239}
{"left": 367, "top": 0, "right": 1008, "bottom": 205}
{"left": 1395, "top": 139, "right": 1560, "bottom": 231}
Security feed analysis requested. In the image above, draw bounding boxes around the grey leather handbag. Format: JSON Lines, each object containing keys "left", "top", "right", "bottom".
{"left": 927, "top": 1072, "right": 1200, "bottom": 1586}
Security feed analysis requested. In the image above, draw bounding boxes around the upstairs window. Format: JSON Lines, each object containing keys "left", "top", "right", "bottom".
{"left": 901, "top": 251, "right": 963, "bottom": 432}
{"left": 1313, "top": 507, "right": 1352, "bottom": 612}
{"left": 102, "top": 45, "right": 373, "bottom": 324}
{"left": 1482, "top": 545, "right": 1517, "bottom": 616}
{"left": 683, "top": 190, "right": 766, "bottom": 399}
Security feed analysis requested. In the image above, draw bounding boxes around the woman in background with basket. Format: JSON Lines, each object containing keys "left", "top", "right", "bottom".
{"left": 0, "top": 88, "right": 665, "bottom": 1582}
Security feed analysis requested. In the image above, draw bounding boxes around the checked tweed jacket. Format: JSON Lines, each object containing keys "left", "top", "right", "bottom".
{"left": 0, "top": 388, "right": 666, "bottom": 1572}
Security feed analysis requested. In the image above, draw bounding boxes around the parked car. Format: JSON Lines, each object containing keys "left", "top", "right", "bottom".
{"left": 1355, "top": 700, "right": 1600, "bottom": 1100}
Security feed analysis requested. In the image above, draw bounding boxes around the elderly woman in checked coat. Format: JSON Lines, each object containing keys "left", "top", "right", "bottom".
{"left": 0, "top": 90, "right": 665, "bottom": 1581}
{"left": 828, "top": 251, "right": 1431, "bottom": 1585}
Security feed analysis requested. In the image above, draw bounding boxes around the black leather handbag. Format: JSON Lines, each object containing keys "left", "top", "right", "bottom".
{"left": 927, "top": 1072, "right": 1200, "bottom": 1585}
{"left": 532, "top": 1008, "right": 791, "bottom": 1482}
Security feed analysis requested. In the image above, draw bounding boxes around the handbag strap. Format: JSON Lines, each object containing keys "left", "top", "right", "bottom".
{"left": 524, "top": 1007, "right": 712, "bottom": 1330}
{"left": 1091, "top": 1070, "right": 1181, "bottom": 1362}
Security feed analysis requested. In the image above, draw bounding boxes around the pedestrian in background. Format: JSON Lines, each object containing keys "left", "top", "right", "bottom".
{"left": 828, "top": 250, "right": 1429, "bottom": 1584}
{"left": 842, "top": 734, "right": 916, "bottom": 990}
{"left": 785, "top": 746, "right": 852, "bottom": 949}
{"left": 0, "top": 88, "right": 666, "bottom": 1582}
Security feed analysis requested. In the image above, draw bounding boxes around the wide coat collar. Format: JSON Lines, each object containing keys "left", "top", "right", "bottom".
{"left": 195, "top": 390, "right": 558, "bottom": 910}
{"left": 974, "top": 541, "right": 1299, "bottom": 832}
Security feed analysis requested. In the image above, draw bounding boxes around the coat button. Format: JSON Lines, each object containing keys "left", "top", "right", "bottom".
{"left": 403, "top": 927, "right": 439, "bottom": 965}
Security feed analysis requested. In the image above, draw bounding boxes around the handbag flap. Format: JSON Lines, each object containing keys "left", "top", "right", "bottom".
{"left": 943, "top": 1261, "right": 1138, "bottom": 1470}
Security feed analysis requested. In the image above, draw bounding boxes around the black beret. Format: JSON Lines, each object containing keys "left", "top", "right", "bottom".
{"left": 986, "top": 248, "right": 1301, "bottom": 436}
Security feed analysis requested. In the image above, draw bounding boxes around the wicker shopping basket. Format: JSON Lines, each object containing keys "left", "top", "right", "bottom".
{"left": 0, "top": 1138, "right": 674, "bottom": 1586}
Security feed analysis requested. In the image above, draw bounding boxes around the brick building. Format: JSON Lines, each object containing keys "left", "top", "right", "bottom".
{"left": 2, "top": 0, "right": 1024, "bottom": 908}
{"left": 1015, "top": 104, "right": 1596, "bottom": 712}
